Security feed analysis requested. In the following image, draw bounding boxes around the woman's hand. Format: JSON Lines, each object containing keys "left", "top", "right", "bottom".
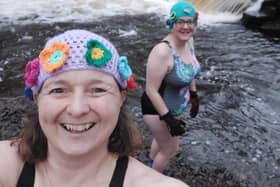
{"left": 160, "top": 112, "right": 186, "bottom": 136}
{"left": 189, "top": 90, "right": 199, "bottom": 118}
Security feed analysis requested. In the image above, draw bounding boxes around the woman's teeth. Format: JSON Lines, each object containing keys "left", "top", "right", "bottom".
{"left": 63, "top": 123, "right": 94, "bottom": 133}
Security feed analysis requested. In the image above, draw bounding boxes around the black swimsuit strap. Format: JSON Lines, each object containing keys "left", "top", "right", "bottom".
{"left": 16, "top": 162, "right": 35, "bottom": 187}
{"left": 109, "top": 156, "right": 129, "bottom": 187}
{"left": 16, "top": 156, "right": 128, "bottom": 187}
{"left": 160, "top": 40, "right": 176, "bottom": 57}
{"left": 161, "top": 40, "right": 170, "bottom": 44}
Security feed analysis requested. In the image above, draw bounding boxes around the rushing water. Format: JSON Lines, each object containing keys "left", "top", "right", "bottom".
{"left": 181, "top": 22, "right": 280, "bottom": 186}
{"left": 0, "top": 0, "right": 261, "bottom": 27}
{"left": 0, "top": 0, "right": 279, "bottom": 186}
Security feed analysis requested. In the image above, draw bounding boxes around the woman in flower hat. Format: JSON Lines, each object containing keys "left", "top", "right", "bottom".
{"left": 141, "top": 1, "right": 201, "bottom": 173}
{"left": 0, "top": 30, "right": 189, "bottom": 187}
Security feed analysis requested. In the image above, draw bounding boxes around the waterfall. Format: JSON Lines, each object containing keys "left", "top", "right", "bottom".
{"left": 187, "top": 0, "right": 259, "bottom": 15}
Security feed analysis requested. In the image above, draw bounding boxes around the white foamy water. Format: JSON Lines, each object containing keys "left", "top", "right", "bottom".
{"left": 0, "top": 0, "right": 175, "bottom": 25}
{"left": 0, "top": 0, "right": 261, "bottom": 26}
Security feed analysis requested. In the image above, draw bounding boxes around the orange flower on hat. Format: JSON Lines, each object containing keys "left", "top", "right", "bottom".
{"left": 39, "top": 41, "right": 70, "bottom": 73}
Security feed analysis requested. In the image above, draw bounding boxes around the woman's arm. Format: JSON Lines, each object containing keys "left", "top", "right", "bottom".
{"left": 0, "top": 140, "right": 24, "bottom": 187}
{"left": 190, "top": 79, "right": 197, "bottom": 91}
{"left": 145, "top": 43, "right": 172, "bottom": 116}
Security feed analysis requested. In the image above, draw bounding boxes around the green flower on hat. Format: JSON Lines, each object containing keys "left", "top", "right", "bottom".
{"left": 170, "top": 12, "right": 176, "bottom": 20}
{"left": 85, "top": 40, "right": 112, "bottom": 67}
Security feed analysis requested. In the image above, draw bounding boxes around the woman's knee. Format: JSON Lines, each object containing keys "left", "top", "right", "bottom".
{"left": 161, "top": 139, "right": 179, "bottom": 158}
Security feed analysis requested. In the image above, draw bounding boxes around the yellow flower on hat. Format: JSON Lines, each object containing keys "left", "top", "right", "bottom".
{"left": 91, "top": 47, "right": 104, "bottom": 59}
{"left": 39, "top": 42, "right": 70, "bottom": 73}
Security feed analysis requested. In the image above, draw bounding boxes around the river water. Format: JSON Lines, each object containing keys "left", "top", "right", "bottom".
{"left": 180, "top": 22, "right": 280, "bottom": 186}
{"left": 0, "top": 0, "right": 280, "bottom": 187}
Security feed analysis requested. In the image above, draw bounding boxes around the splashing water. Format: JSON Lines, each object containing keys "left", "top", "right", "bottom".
{"left": 0, "top": 0, "right": 261, "bottom": 26}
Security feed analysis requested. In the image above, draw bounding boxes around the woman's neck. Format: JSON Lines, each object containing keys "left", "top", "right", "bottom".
{"left": 166, "top": 33, "right": 188, "bottom": 48}
{"left": 39, "top": 148, "right": 118, "bottom": 186}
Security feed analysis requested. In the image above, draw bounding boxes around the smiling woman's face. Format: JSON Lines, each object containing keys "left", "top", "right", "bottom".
{"left": 35, "top": 70, "right": 126, "bottom": 156}
{"left": 171, "top": 16, "right": 195, "bottom": 41}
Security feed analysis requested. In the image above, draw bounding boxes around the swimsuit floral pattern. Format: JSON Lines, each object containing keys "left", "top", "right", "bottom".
{"left": 173, "top": 53, "right": 200, "bottom": 116}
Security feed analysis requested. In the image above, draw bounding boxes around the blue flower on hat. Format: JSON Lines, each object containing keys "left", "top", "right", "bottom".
{"left": 85, "top": 40, "right": 112, "bottom": 67}
{"left": 118, "top": 56, "right": 132, "bottom": 80}
{"left": 24, "top": 87, "right": 34, "bottom": 101}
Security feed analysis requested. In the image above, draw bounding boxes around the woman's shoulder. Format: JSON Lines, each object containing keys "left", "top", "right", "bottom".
{"left": 150, "top": 41, "right": 172, "bottom": 58}
{"left": 147, "top": 41, "right": 173, "bottom": 69}
{"left": 0, "top": 140, "right": 24, "bottom": 187}
{"left": 126, "top": 157, "right": 189, "bottom": 187}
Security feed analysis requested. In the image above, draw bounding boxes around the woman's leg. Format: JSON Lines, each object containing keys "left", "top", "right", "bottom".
{"left": 150, "top": 138, "right": 160, "bottom": 160}
{"left": 143, "top": 115, "right": 179, "bottom": 173}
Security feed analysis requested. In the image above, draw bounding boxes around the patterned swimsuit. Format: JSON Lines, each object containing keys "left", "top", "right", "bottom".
{"left": 141, "top": 40, "right": 200, "bottom": 116}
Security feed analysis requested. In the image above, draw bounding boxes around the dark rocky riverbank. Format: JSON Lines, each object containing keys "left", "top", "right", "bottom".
{"left": 1, "top": 14, "right": 280, "bottom": 187}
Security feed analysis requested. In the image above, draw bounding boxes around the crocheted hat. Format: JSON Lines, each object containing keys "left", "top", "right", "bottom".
{"left": 166, "top": 1, "right": 199, "bottom": 29}
{"left": 24, "top": 29, "right": 137, "bottom": 100}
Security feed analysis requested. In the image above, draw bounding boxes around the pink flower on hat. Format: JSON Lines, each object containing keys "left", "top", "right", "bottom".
{"left": 195, "top": 12, "right": 199, "bottom": 21}
{"left": 39, "top": 42, "right": 70, "bottom": 73}
{"left": 24, "top": 58, "right": 40, "bottom": 87}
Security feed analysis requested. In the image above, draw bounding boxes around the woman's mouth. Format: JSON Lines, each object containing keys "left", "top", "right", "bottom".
{"left": 62, "top": 123, "right": 95, "bottom": 133}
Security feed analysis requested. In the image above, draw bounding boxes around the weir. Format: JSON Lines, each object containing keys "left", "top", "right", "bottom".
{"left": 187, "top": 0, "right": 259, "bottom": 15}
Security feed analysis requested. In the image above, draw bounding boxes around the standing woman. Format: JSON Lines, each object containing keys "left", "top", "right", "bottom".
{"left": 141, "top": 1, "right": 201, "bottom": 173}
{"left": 0, "top": 29, "right": 189, "bottom": 186}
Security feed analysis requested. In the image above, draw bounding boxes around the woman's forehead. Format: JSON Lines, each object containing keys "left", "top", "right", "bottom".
{"left": 178, "top": 16, "right": 193, "bottom": 21}
{"left": 43, "top": 70, "right": 118, "bottom": 86}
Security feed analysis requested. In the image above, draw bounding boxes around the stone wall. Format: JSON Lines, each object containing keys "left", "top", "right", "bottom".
{"left": 241, "top": 0, "right": 280, "bottom": 36}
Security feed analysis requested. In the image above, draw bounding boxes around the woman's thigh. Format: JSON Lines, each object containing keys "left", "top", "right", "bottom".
{"left": 143, "top": 115, "right": 178, "bottom": 152}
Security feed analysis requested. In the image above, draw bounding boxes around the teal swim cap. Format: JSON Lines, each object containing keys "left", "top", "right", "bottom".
{"left": 166, "top": 1, "right": 198, "bottom": 29}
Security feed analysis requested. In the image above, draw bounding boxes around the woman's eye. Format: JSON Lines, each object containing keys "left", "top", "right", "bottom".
{"left": 49, "top": 88, "right": 65, "bottom": 94}
{"left": 89, "top": 86, "right": 111, "bottom": 96}
{"left": 93, "top": 87, "right": 107, "bottom": 93}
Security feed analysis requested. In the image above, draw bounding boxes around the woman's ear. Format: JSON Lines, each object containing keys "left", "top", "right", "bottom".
{"left": 120, "top": 90, "right": 127, "bottom": 105}
{"left": 33, "top": 94, "right": 39, "bottom": 104}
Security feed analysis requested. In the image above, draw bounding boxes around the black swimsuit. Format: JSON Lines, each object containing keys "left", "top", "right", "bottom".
{"left": 16, "top": 156, "right": 129, "bottom": 187}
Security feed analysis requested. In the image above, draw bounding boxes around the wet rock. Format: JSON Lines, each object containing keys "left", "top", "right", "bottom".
{"left": 241, "top": 0, "right": 280, "bottom": 36}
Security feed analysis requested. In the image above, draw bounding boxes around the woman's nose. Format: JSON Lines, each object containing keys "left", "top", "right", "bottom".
{"left": 66, "top": 92, "right": 90, "bottom": 117}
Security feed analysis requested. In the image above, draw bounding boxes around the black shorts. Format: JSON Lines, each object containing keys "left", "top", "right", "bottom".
{"left": 141, "top": 92, "right": 159, "bottom": 115}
